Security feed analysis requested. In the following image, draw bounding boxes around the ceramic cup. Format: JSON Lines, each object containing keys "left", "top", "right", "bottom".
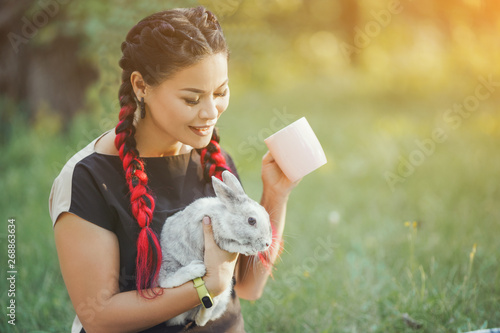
{"left": 264, "top": 117, "right": 327, "bottom": 182}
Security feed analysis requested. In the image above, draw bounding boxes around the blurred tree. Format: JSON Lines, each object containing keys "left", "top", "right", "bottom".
{"left": 1, "top": 0, "right": 499, "bottom": 146}
{"left": 338, "top": 0, "right": 361, "bottom": 65}
{"left": 0, "top": 0, "right": 98, "bottom": 142}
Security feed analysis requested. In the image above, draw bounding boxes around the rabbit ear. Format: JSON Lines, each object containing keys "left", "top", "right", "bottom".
{"left": 212, "top": 174, "right": 243, "bottom": 206}
{"left": 221, "top": 170, "right": 245, "bottom": 196}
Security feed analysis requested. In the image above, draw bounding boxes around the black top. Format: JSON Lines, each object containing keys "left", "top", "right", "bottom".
{"left": 49, "top": 135, "right": 245, "bottom": 333}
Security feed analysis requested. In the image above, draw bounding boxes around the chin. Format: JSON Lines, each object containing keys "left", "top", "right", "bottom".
{"left": 190, "top": 136, "right": 213, "bottom": 150}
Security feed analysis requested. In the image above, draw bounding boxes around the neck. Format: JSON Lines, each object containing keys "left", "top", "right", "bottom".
{"left": 134, "top": 118, "right": 183, "bottom": 157}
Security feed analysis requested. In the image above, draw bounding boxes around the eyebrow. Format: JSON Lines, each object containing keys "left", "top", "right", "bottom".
{"left": 180, "top": 79, "right": 229, "bottom": 94}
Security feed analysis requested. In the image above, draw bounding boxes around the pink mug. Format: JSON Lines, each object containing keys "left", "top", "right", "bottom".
{"left": 264, "top": 117, "right": 327, "bottom": 182}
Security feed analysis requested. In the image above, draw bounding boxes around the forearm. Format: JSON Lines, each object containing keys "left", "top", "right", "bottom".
{"left": 235, "top": 191, "right": 288, "bottom": 300}
{"left": 78, "top": 282, "right": 200, "bottom": 333}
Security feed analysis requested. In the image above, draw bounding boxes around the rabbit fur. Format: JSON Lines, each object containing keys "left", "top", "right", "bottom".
{"left": 158, "top": 170, "right": 272, "bottom": 326}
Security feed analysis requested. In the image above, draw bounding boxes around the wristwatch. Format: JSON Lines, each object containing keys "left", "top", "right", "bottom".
{"left": 193, "top": 277, "right": 213, "bottom": 309}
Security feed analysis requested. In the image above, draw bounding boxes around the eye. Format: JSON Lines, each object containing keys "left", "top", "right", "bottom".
{"left": 214, "top": 89, "right": 228, "bottom": 98}
{"left": 184, "top": 98, "right": 200, "bottom": 105}
{"left": 248, "top": 217, "right": 256, "bottom": 226}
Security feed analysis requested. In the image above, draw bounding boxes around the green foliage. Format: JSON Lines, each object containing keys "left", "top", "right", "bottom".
{"left": 2, "top": 0, "right": 500, "bottom": 332}
{"left": 0, "top": 113, "right": 89, "bottom": 332}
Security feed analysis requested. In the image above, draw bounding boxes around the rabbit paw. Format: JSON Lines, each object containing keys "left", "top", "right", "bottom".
{"left": 160, "top": 260, "right": 206, "bottom": 289}
{"left": 195, "top": 307, "right": 213, "bottom": 327}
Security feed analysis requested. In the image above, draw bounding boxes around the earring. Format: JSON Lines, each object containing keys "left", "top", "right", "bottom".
{"left": 140, "top": 97, "right": 146, "bottom": 119}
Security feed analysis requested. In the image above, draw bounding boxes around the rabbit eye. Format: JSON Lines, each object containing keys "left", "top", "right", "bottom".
{"left": 248, "top": 217, "right": 256, "bottom": 226}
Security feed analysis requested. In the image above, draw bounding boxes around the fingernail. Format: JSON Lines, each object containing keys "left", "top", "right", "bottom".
{"left": 203, "top": 216, "right": 210, "bottom": 225}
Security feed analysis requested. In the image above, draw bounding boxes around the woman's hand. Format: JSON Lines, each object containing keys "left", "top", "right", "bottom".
{"left": 202, "top": 216, "right": 238, "bottom": 296}
{"left": 261, "top": 150, "right": 301, "bottom": 202}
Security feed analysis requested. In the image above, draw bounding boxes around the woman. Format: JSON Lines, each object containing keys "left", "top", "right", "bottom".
{"left": 49, "top": 6, "right": 298, "bottom": 332}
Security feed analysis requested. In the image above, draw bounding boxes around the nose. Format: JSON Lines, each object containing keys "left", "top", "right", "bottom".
{"left": 199, "top": 98, "right": 218, "bottom": 120}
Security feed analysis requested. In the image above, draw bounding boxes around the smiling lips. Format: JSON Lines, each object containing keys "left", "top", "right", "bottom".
{"left": 189, "top": 125, "right": 214, "bottom": 136}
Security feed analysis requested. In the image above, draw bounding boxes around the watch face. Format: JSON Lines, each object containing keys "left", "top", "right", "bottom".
{"left": 202, "top": 296, "right": 213, "bottom": 308}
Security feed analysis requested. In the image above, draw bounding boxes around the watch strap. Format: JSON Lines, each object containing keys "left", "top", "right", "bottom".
{"left": 193, "top": 277, "right": 213, "bottom": 309}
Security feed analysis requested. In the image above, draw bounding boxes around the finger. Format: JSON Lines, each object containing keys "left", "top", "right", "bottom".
{"left": 202, "top": 216, "right": 215, "bottom": 247}
{"left": 262, "top": 150, "right": 275, "bottom": 163}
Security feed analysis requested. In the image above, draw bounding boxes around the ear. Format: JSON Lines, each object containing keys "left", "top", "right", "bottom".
{"left": 212, "top": 175, "right": 242, "bottom": 206}
{"left": 130, "top": 71, "right": 147, "bottom": 99}
{"left": 221, "top": 170, "right": 245, "bottom": 196}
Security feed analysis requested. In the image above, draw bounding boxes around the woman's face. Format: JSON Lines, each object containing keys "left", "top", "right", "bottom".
{"left": 142, "top": 52, "right": 230, "bottom": 150}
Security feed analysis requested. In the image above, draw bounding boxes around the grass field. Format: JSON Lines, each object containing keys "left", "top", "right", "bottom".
{"left": 1, "top": 74, "right": 499, "bottom": 332}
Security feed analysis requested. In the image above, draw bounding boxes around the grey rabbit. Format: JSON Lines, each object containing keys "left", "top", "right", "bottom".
{"left": 158, "top": 170, "right": 272, "bottom": 326}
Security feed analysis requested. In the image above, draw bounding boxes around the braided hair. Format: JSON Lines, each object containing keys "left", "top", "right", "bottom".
{"left": 115, "top": 7, "right": 231, "bottom": 297}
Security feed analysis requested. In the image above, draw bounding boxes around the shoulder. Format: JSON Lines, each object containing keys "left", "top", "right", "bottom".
{"left": 49, "top": 132, "right": 119, "bottom": 226}
{"left": 94, "top": 130, "right": 119, "bottom": 155}
{"left": 219, "top": 147, "right": 235, "bottom": 165}
{"left": 49, "top": 141, "right": 93, "bottom": 225}
{"left": 220, "top": 148, "right": 241, "bottom": 181}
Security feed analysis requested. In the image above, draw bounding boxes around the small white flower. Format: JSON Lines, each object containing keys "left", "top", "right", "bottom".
{"left": 328, "top": 211, "right": 341, "bottom": 225}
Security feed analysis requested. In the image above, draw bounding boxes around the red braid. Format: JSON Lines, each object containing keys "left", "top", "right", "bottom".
{"left": 115, "top": 100, "right": 162, "bottom": 297}
{"left": 199, "top": 129, "right": 232, "bottom": 182}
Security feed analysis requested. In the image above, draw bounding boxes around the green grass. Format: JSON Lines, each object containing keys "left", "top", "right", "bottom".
{"left": 1, "top": 78, "right": 499, "bottom": 332}
{"left": 224, "top": 81, "right": 500, "bottom": 333}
